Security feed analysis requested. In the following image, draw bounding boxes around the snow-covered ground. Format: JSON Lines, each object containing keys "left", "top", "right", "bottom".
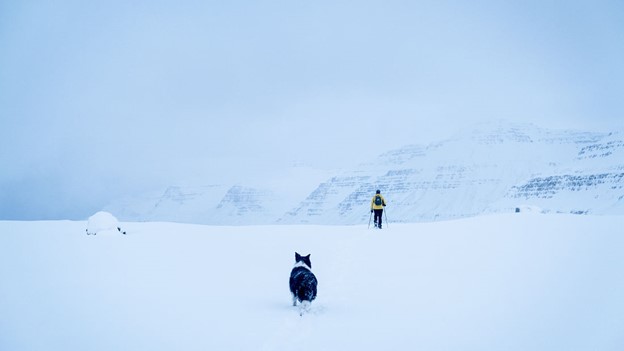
{"left": 1, "top": 214, "right": 623, "bottom": 351}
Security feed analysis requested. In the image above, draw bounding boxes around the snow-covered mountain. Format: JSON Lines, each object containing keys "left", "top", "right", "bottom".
{"left": 106, "top": 167, "right": 332, "bottom": 225}
{"left": 283, "top": 122, "right": 624, "bottom": 224}
{"left": 106, "top": 122, "right": 624, "bottom": 224}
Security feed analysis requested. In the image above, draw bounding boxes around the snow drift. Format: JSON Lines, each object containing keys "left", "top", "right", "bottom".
{"left": 86, "top": 211, "right": 125, "bottom": 235}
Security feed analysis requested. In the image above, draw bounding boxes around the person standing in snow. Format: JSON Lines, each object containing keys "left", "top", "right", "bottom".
{"left": 370, "top": 190, "right": 387, "bottom": 229}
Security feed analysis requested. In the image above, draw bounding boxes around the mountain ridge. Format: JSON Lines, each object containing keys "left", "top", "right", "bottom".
{"left": 105, "top": 122, "right": 624, "bottom": 224}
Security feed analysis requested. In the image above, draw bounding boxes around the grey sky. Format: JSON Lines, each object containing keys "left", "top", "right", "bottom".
{"left": 1, "top": 0, "right": 623, "bottom": 219}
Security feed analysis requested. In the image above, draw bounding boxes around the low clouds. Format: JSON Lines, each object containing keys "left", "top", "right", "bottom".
{"left": 1, "top": 0, "right": 623, "bottom": 219}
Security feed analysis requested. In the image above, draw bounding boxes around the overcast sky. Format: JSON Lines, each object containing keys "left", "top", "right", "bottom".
{"left": 1, "top": 0, "right": 623, "bottom": 220}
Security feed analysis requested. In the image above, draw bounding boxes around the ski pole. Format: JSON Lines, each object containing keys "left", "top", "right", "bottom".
{"left": 384, "top": 209, "right": 389, "bottom": 228}
{"left": 368, "top": 211, "right": 372, "bottom": 229}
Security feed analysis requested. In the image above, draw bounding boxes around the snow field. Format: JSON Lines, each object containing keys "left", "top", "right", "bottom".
{"left": 0, "top": 214, "right": 623, "bottom": 350}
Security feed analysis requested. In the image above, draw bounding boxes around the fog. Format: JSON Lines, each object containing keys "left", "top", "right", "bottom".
{"left": 1, "top": 0, "right": 623, "bottom": 219}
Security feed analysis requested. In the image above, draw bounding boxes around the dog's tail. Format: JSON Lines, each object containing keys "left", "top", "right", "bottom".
{"left": 297, "top": 287, "right": 313, "bottom": 303}
{"left": 296, "top": 280, "right": 317, "bottom": 303}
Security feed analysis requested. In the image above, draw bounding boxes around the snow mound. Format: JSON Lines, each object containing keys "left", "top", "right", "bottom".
{"left": 86, "top": 211, "right": 126, "bottom": 235}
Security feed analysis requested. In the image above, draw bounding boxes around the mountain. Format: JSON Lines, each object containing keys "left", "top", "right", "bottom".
{"left": 105, "top": 167, "right": 332, "bottom": 225}
{"left": 282, "top": 122, "right": 624, "bottom": 224}
{"left": 106, "top": 122, "right": 624, "bottom": 224}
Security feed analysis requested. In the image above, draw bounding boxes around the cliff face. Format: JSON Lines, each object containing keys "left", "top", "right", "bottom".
{"left": 500, "top": 132, "right": 624, "bottom": 216}
{"left": 281, "top": 123, "right": 624, "bottom": 224}
{"left": 107, "top": 123, "right": 624, "bottom": 224}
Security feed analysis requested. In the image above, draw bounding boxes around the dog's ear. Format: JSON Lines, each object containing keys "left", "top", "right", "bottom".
{"left": 295, "top": 252, "right": 301, "bottom": 261}
{"left": 301, "top": 254, "right": 312, "bottom": 269}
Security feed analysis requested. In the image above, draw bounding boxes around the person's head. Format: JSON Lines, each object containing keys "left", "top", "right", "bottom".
{"left": 376, "top": 189, "right": 381, "bottom": 194}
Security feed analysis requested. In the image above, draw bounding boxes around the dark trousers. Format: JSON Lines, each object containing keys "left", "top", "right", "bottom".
{"left": 373, "top": 209, "right": 383, "bottom": 227}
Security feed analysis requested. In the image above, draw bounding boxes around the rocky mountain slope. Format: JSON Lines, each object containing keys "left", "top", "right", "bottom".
{"left": 106, "top": 122, "right": 624, "bottom": 224}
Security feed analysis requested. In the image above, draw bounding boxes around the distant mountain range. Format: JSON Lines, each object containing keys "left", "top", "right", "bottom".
{"left": 106, "top": 122, "right": 624, "bottom": 224}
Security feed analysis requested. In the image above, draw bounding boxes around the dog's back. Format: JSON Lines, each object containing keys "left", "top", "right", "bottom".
{"left": 289, "top": 253, "right": 317, "bottom": 306}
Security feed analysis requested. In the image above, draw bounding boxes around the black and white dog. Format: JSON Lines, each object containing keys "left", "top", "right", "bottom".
{"left": 289, "top": 252, "right": 318, "bottom": 314}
